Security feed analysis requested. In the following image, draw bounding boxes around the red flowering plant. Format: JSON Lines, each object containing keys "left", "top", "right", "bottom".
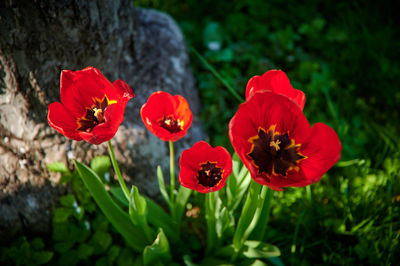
{"left": 179, "top": 141, "right": 232, "bottom": 193}
{"left": 229, "top": 90, "right": 342, "bottom": 191}
{"left": 48, "top": 66, "right": 134, "bottom": 144}
{"left": 140, "top": 91, "right": 193, "bottom": 142}
{"left": 46, "top": 65, "right": 341, "bottom": 265}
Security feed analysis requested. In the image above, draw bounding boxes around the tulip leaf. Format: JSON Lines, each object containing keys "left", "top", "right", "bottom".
{"left": 157, "top": 165, "right": 170, "bottom": 205}
{"left": 129, "top": 186, "right": 155, "bottom": 243}
{"left": 216, "top": 241, "right": 280, "bottom": 260}
{"left": 174, "top": 185, "right": 192, "bottom": 227}
{"left": 74, "top": 160, "right": 148, "bottom": 252}
{"left": 143, "top": 228, "right": 171, "bottom": 266}
{"left": 109, "top": 186, "right": 175, "bottom": 242}
{"left": 233, "top": 181, "right": 262, "bottom": 252}
{"left": 241, "top": 241, "right": 281, "bottom": 259}
{"left": 227, "top": 153, "right": 251, "bottom": 211}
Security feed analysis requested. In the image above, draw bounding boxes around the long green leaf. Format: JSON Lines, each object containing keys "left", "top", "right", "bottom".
{"left": 249, "top": 188, "right": 272, "bottom": 241}
{"left": 232, "top": 181, "right": 262, "bottom": 252}
{"left": 174, "top": 186, "right": 192, "bottom": 227}
{"left": 74, "top": 160, "right": 147, "bottom": 252}
{"left": 157, "top": 165, "right": 170, "bottom": 206}
{"left": 143, "top": 228, "right": 171, "bottom": 266}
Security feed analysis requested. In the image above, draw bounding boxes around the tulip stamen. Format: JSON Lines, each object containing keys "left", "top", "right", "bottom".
{"left": 248, "top": 126, "right": 306, "bottom": 177}
{"left": 197, "top": 161, "right": 222, "bottom": 187}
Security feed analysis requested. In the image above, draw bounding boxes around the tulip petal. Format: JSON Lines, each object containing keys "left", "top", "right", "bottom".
{"left": 298, "top": 123, "right": 342, "bottom": 183}
{"left": 48, "top": 102, "right": 82, "bottom": 141}
{"left": 245, "top": 70, "right": 306, "bottom": 110}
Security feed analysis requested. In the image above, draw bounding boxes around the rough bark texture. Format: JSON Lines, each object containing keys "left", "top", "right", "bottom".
{"left": 0, "top": 0, "right": 204, "bottom": 241}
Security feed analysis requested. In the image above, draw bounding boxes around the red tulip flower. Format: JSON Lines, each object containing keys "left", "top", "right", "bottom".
{"left": 246, "top": 69, "right": 306, "bottom": 110}
{"left": 229, "top": 91, "right": 341, "bottom": 191}
{"left": 179, "top": 141, "right": 232, "bottom": 193}
{"left": 48, "top": 67, "right": 134, "bottom": 145}
{"left": 140, "top": 91, "right": 193, "bottom": 142}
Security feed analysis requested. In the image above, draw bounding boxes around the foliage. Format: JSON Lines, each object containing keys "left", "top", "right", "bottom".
{"left": 135, "top": 0, "right": 400, "bottom": 264}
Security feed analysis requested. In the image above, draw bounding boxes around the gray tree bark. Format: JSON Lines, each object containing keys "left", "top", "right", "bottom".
{"left": 0, "top": 0, "right": 204, "bottom": 241}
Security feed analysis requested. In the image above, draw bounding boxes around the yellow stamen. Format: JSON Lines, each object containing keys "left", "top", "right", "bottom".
{"left": 270, "top": 139, "right": 281, "bottom": 151}
{"left": 93, "top": 108, "right": 104, "bottom": 122}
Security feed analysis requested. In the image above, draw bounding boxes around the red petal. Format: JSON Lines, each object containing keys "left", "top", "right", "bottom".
{"left": 245, "top": 70, "right": 306, "bottom": 110}
{"left": 113, "top": 79, "right": 135, "bottom": 101}
{"left": 60, "top": 67, "right": 119, "bottom": 117}
{"left": 298, "top": 122, "right": 342, "bottom": 183}
{"left": 48, "top": 102, "right": 82, "bottom": 141}
{"left": 78, "top": 104, "right": 124, "bottom": 145}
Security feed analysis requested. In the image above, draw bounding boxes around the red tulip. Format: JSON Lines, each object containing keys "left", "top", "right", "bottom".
{"left": 246, "top": 69, "right": 306, "bottom": 110}
{"left": 179, "top": 141, "right": 232, "bottom": 193}
{"left": 229, "top": 91, "right": 341, "bottom": 191}
{"left": 140, "top": 91, "right": 192, "bottom": 142}
{"left": 48, "top": 67, "right": 134, "bottom": 145}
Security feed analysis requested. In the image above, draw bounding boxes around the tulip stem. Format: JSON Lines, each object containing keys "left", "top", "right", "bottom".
{"left": 107, "top": 140, "right": 130, "bottom": 200}
{"left": 169, "top": 141, "right": 175, "bottom": 203}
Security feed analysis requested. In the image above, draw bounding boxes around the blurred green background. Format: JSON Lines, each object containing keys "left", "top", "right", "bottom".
{"left": 1, "top": 0, "right": 399, "bottom": 265}
{"left": 135, "top": 0, "right": 400, "bottom": 264}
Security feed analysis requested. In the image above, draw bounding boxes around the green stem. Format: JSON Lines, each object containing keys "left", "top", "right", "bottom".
{"left": 169, "top": 141, "right": 175, "bottom": 203}
{"left": 190, "top": 47, "right": 243, "bottom": 103}
{"left": 107, "top": 140, "right": 130, "bottom": 200}
{"left": 205, "top": 192, "right": 217, "bottom": 255}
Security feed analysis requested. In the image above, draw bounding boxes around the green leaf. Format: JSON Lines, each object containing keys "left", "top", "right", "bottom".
{"left": 30, "top": 237, "right": 45, "bottom": 251}
{"left": 90, "top": 231, "right": 112, "bottom": 254}
{"left": 110, "top": 186, "right": 129, "bottom": 206}
{"left": 47, "top": 162, "right": 69, "bottom": 173}
{"left": 130, "top": 186, "right": 147, "bottom": 217}
{"left": 233, "top": 181, "right": 262, "bottom": 251}
{"left": 59, "top": 194, "right": 76, "bottom": 207}
{"left": 77, "top": 243, "right": 95, "bottom": 259}
{"left": 145, "top": 198, "right": 176, "bottom": 243}
{"left": 227, "top": 153, "right": 251, "bottom": 211}
{"left": 53, "top": 241, "right": 75, "bottom": 253}
{"left": 241, "top": 241, "right": 280, "bottom": 259}
{"left": 74, "top": 160, "right": 148, "bottom": 252}
{"left": 157, "top": 165, "right": 170, "bottom": 205}
{"left": 143, "top": 228, "right": 171, "bottom": 266}
{"left": 110, "top": 186, "right": 175, "bottom": 243}
{"left": 53, "top": 207, "right": 73, "bottom": 223}
{"left": 32, "top": 251, "right": 54, "bottom": 265}
{"left": 174, "top": 186, "right": 192, "bottom": 227}
{"left": 90, "top": 156, "right": 111, "bottom": 178}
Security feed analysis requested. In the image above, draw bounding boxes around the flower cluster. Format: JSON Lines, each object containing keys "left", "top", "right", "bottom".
{"left": 48, "top": 67, "right": 341, "bottom": 192}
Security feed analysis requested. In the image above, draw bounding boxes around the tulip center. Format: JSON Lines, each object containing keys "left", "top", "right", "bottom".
{"left": 77, "top": 96, "right": 116, "bottom": 132}
{"left": 197, "top": 161, "right": 222, "bottom": 187}
{"left": 247, "top": 126, "right": 306, "bottom": 177}
{"left": 159, "top": 116, "right": 183, "bottom": 133}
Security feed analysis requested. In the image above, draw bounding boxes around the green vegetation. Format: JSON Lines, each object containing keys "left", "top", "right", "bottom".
{"left": 134, "top": 0, "right": 400, "bottom": 264}
{"left": 1, "top": 1, "right": 399, "bottom": 265}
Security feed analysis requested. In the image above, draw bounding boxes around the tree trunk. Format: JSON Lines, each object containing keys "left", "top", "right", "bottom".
{"left": 0, "top": 0, "right": 204, "bottom": 241}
